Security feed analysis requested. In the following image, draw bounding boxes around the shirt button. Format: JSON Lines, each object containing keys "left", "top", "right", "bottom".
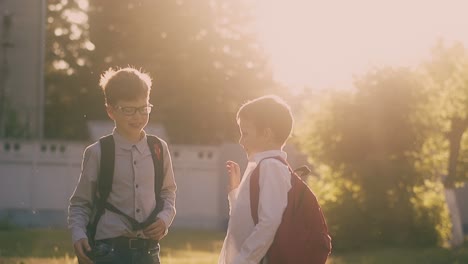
{"left": 133, "top": 161, "right": 136, "bottom": 165}
{"left": 135, "top": 184, "right": 139, "bottom": 188}
{"left": 136, "top": 208, "right": 140, "bottom": 213}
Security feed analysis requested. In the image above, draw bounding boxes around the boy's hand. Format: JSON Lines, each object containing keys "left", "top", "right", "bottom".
{"left": 226, "top": 161, "right": 241, "bottom": 192}
{"left": 144, "top": 218, "right": 167, "bottom": 241}
{"left": 74, "top": 238, "right": 93, "bottom": 264}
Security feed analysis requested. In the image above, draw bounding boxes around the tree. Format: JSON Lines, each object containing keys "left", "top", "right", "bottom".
{"left": 297, "top": 67, "right": 451, "bottom": 248}
{"left": 421, "top": 41, "right": 468, "bottom": 247}
{"left": 422, "top": 41, "right": 468, "bottom": 187}
{"left": 87, "top": 0, "right": 277, "bottom": 144}
{"left": 45, "top": 0, "right": 94, "bottom": 140}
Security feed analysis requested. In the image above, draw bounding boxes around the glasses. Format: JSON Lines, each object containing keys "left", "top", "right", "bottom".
{"left": 115, "top": 104, "right": 154, "bottom": 116}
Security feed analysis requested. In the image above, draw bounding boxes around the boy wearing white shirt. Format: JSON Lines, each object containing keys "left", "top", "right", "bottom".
{"left": 218, "top": 95, "right": 294, "bottom": 264}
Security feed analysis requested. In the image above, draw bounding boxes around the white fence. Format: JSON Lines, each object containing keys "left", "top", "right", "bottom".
{"left": 0, "top": 140, "right": 244, "bottom": 230}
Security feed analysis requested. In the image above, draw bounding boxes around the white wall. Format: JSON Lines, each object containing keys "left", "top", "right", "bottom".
{"left": 0, "top": 140, "right": 83, "bottom": 211}
{"left": 171, "top": 145, "right": 225, "bottom": 229}
{"left": 0, "top": 140, "right": 231, "bottom": 230}
{"left": 0, "top": 139, "right": 315, "bottom": 230}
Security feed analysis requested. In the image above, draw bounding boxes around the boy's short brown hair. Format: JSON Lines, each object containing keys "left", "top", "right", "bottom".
{"left": 99, "top": 67, "right": 152, "bottom": 106}
{"left": 237, "top": 95, "right": 294, "bottom": 146}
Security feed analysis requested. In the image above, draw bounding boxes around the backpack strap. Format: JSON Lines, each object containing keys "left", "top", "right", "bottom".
{"left": 88, "top": 134, "right": 166, "bottom": 241}
{"left": 103, "top": 134, "right": 165, "bottom": 230}
{"left": 147, "top": 135, "right": 165, "bottom": 214}
{"left": 250, "top": 156, "right": 291, "bottom": 225}
{"left": 87, "top": 134, "right": 115, "bottom": 243}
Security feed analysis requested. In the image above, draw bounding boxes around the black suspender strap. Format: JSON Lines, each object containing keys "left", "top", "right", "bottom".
{"left": 104, "top": 202, "right": 160, "bottom": 230}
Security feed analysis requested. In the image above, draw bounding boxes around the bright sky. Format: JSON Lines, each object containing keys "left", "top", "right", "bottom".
{"left": 251, "top": 0, "right": 468, "bottom": 92}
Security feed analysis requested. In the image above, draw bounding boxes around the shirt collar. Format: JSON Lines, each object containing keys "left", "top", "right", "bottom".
{"left": 112, "top": 128, "right": 147, "bottom": 153}
{"left": 249, "top": 149, "right": 287, "bottom": 164}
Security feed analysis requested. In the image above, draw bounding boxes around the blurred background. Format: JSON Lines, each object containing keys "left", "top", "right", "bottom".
{"left": 1, "top": 0, "right": 468, "bottom": 263}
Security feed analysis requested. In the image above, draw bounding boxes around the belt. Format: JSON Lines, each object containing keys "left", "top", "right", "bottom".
{"left": 101, "top": 237, "right": 158, "bottom": 250}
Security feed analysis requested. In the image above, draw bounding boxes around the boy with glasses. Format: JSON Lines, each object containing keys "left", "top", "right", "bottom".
{"left": 68, "top": 67, "right": 177, "bottom": 264}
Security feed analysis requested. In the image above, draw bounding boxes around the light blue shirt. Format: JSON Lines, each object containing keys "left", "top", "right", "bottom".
{"left": 68, "top": 129, "right": 177, "bottom": 243}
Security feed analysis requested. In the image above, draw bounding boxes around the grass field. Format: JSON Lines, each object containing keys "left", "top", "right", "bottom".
{"left": 1, "top": 229, "right": 468, "bottom": 263}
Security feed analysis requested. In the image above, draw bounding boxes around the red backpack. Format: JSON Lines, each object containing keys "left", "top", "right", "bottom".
{"left": 250, "top": 157, "right": 332, "bottom": 264}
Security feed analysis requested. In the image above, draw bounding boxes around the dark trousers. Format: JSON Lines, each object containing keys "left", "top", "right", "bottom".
{"left": 92, "top": 237, "right": 160, "bottom": 264}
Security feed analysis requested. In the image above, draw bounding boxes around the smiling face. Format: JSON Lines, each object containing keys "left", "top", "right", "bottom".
{"left": 107, "top": 96, "right": 150, "bottom": 142}
{"left": 238, "top": 118, "right": 270, "bottom": 159}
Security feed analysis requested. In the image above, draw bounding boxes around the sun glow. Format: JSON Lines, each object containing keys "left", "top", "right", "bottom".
{"left": 251, "top": 0, "right": 468, "bottom": 91}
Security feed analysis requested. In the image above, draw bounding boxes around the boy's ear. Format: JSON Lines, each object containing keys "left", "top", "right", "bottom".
{"left": 106, "top": 105, "right": 116, "bottom": 121}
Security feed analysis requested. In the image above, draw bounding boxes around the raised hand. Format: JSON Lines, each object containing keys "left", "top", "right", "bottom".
{"left": 226, "top": 160, "right": 241, "bottom": 192}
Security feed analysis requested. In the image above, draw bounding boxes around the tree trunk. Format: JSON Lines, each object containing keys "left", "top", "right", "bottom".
{"left": 445, "top": 117, "right": 468, "bottom": 247}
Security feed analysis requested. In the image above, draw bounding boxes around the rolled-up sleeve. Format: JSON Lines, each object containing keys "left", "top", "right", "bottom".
{"left": 68, "top": 144, "right": 100, "bottom": 243}
{"left": 227, "top": 188, "right": 239, "bottom": 216}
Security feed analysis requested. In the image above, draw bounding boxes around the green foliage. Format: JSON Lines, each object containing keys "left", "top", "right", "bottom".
{"left": 422, "top": 41, "right": 468, "bottom": 186}
{"left": 298, "top": 67, "right": 452, "bottom": 249}
{"left": 2, "top": 106, "right": 30, "bottom": 139}
{"left": 45, "top": 0, "right": 278, "bottom": 142}
{"left": 45, "top": 0, "right": 94, "bottom": 140}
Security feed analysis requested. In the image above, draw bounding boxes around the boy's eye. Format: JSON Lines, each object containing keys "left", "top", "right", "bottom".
{"left": 116, "top": 104, "right": 154, "bottom": 115}
{"left": 121, "top": 107, "right": 135, "bottom": 114}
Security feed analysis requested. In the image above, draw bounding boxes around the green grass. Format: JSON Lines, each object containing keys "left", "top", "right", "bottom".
{"left": 329, "top": 246, "right": 468, "bottom": 264}
{"left": 0, "top": 228, "right": 224, "bottom": 264}
{"left": 0, "top": 229, "right": 74, "bottom": 258}
{"left": 1, "top": 229, "right": 468, "bottom": 263}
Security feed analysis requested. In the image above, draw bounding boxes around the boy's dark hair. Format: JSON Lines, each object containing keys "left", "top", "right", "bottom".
{"left": 237, "top": 95, "right": 294, "bottom": 146}
{"left": 99, "top": 67, "right": 152, "bottom": 106}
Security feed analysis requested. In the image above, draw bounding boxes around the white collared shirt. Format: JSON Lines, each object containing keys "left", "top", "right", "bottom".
{"left": 218, "top": 150, "right": 291, "bottom": 264}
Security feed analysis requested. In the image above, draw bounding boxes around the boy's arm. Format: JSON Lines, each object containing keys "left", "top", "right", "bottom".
{"left": 68, "top": 144, "right": 99, "bottom": 243}
{"left": 234, "top": 160, "right": 291, "bottom": 264}
{"left": 226, "top": 160, "right": 241, "bottom": 215}
{"left": 156, "top": 140, "right": 177, "bottom": 229}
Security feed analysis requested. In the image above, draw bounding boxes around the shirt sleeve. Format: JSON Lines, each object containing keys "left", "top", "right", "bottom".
{"left": 233, "top": 159, "right": 291, "bottom": 264}
{"left": 67, "top": 143, "right": 100, "bottom": 243}
{"left": 156, "top": 140, "right": 177, "bottom": 229}
{"left": 227, "top": 188, "right": 239, "bottom": 216}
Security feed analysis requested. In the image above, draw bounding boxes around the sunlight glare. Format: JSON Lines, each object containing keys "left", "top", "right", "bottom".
{"left": 251, "top": 0, "right": 468, "bottom": 92}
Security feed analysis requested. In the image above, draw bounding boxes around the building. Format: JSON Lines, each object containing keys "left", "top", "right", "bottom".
{"left": 0, "top": 0, "right": 46, "bottom": 139}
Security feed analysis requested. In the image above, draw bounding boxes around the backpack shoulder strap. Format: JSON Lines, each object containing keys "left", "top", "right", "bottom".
{"left": 87, "top": 134, "right": 115, "bottom": 242}
{"left": 146, "top": 135, "right": 165, "bottom": 213}
{"left": 98, "top": 134, "right": 115, "bottom": 203}
{"left": 250, "top": 156, "right": 291, "bottom": 224}
{"left": 99, "top": 134, "right": 166, "bottom": 231}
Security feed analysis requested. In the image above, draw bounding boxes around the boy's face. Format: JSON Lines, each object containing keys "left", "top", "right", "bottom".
{"left": 107, "top": 97, "right": 151, "bottom": 139}
{"left": 238, "top": 118, "right": 269, "bottom": 158}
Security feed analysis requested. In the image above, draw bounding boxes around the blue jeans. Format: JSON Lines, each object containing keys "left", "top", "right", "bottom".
{"left": 93, "top": 239, "right": 160, "bottom": 264}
